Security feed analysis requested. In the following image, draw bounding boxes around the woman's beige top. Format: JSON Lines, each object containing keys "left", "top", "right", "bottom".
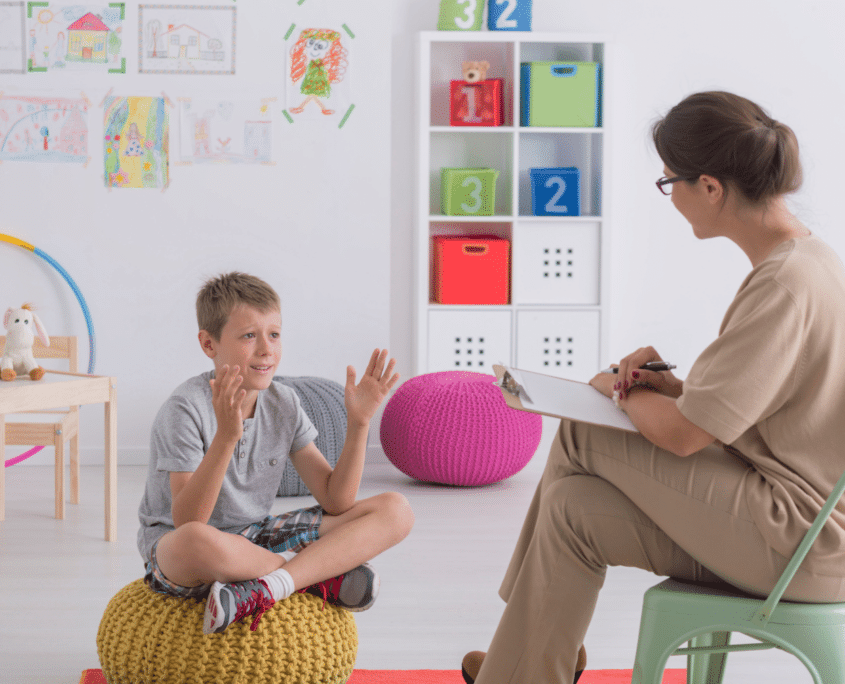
{"left": 677, "top": 235, "right": 845, "bottom": 574}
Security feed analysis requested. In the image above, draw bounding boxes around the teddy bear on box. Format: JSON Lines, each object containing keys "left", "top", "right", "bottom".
{"left": 1, "top": 303, "right": 49, "bottom": 381}
{"left": 462, "top": 60, "right": 490, "bottom": 83}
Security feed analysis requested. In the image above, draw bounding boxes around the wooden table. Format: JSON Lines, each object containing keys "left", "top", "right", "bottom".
{"left": 0, "top": 370, "right": 117, "bottom": 541}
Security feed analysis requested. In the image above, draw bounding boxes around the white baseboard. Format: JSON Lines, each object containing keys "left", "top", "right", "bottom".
{"left": 8, "top": 444, "right": 390, "bottom": 467}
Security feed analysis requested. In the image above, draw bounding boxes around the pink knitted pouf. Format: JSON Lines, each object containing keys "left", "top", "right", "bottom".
{"left": 379, "top": 371, "right": 543, "bottom": 486}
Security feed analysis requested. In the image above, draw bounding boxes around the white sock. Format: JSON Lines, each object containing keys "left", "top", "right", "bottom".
{"left": 277, "top": 549, "right": 297, "bottom": 562}
{"left": 261, "top": 567, "right": 295, "bottom": 602}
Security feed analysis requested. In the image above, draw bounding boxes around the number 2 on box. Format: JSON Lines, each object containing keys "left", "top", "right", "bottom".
{"left": 545, "top": 177, "right": 568, "bottom": 213}
{"left": 461, "top": 176, "right": 483, "bottom": 213}
{"left": 494, "top": 0, "right": 518, "bottom": 29}
{"left": 454, "top": 0, "right": 478, "bottom": 29}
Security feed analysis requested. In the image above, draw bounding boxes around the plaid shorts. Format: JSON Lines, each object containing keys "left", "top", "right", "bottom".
{"left": 144, "top": 504, "right": 323, "bottom": 599}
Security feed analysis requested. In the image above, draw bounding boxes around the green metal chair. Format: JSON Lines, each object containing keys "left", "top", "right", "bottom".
{"left": 632, "top": 467, "right": 845, "bottom": 684}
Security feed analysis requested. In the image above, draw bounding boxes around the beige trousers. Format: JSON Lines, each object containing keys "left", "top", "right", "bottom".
{"left": 474, "top": 419, "right": 845, "bottom": 684}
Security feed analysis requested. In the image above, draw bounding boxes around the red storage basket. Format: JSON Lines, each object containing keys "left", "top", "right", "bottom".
{"left": 433, "top": 236, "right": 510, "bottom": 304}
{"left": 449, "top": 78, "right": 505, "bottom": 126}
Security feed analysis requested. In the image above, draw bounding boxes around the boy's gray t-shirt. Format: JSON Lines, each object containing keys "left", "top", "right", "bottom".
{"left": 137, "top": 370, "right": 318, "bottom": 563}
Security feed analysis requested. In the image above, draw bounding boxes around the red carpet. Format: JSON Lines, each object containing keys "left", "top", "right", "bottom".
{"left": 81, "top": 668, "right": 686, "bottom": 683}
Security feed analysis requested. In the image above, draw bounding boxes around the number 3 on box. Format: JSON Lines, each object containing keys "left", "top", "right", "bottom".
{"left": 454, "top": 0, "right": 478, "bottom": 29}
{"left": 494, "top": 0, "right": 518, "bottom": 29}
{"left": 461, "top": 176, "right": 483, "bottom": 213}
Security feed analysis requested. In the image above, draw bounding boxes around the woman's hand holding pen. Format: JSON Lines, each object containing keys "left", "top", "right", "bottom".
{"left": 615, "top": 346, "right": 682, "bottom": 400}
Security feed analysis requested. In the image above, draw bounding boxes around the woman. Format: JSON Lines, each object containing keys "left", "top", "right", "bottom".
{"left": 462, "top": 91, "right": 845, "bottom": 684}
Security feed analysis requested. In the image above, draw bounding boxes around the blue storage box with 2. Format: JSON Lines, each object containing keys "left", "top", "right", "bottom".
{"left": 530, "top": 167, "right": 580, "bottom": 216}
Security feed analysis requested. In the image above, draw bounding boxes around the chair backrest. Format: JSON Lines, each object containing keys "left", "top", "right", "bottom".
{"left": 752, "top": 466, "right": 845, "bottom": 625}
{"left": 0, "top": 335, "right": 78, "bottom": 373}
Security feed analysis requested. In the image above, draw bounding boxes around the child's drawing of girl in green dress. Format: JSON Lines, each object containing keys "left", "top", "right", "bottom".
{"left": 289, "top": 28, "right": 349, "bottom": 116}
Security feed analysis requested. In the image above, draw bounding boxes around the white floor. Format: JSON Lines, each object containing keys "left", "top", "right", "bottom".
{"left": 1, "top": 448, "right": 812, "bottom": 683}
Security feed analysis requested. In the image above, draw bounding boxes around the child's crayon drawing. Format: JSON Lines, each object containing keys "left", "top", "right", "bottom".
{"left": 27, "top": 3, "right": 125, "bottom": 73}
{"left": 0, "top": 95, "right": 88, "bottom": 162}
{"left": 103, "top": 95, "right": 169, "bottom": 188}
{"left": 179, "top": 98, "right": 273, "bottom": 164}
{"left": 286, "top": 26, "right": 351, "bottom": 121}
{"left": 0, "top": 2, "right": 25, "bottom": 73}
{"left": 139, "top": 4, "right": 235, "bottom": 75}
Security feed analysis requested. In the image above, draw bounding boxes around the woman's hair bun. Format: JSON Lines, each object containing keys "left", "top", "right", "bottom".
{"left": 652, "top": 91, "right": 802, "bottom": 204}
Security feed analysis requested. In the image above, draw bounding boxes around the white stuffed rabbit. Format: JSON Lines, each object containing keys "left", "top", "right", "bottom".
{"left": 1, "top": 303, "right": 49, "bottom": 381}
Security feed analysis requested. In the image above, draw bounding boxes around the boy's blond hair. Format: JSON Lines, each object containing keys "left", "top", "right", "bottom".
{"left": 196, "top": 272, "right": 280, "bottom": 341}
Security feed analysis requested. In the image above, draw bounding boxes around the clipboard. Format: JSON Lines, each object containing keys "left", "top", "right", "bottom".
{"left": 493, "top": 364, "right": 637, "bottom": 433}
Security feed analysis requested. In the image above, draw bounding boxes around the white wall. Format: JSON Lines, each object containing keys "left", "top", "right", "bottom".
{"left": 2, "top": 0, "right": 393, "bottom": 466}
{"left": 391, "top": 0, "right": 845, "bottom": 414}
{"left": 7, "top": 0, "right": 845, "bottom": 468}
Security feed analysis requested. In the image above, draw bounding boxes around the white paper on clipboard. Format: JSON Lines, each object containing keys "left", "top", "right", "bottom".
{"left": 494, "top": 364, "right": 637, "bottom": 433}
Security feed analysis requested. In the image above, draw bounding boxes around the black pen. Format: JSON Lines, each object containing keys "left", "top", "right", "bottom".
{"left": 600, "top": 361, "right": 676, "bottom": 374}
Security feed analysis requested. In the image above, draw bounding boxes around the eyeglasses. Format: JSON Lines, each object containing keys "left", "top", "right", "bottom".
{"left": 656, "top": 175, "right": 699, "bottom": 195}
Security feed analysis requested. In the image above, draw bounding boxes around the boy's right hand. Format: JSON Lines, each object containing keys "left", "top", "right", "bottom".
{"left": 210, "top": 364, "right": 246, "bottom": 444}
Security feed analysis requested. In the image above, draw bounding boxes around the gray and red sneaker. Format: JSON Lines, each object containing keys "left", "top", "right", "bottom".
{"left": 203, "top": 577, "right": 275, "bottom": 634}
{"left": 299, "top": 562, "right": 380, "bottom": 612}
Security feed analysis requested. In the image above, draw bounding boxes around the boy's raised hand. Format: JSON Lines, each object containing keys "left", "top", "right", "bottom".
{"left": 345, "top": 349, "right": 399, "bottom": 427}
{"left": 209, "top": 364, "right": 246, "bottom": 443}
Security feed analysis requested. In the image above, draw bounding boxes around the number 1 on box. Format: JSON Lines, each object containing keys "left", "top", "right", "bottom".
{"left": 461, "top": 86, "right": 482, "bottom": 123}
{"left": 494, "top": 0, "right": 518, "bottom": 29}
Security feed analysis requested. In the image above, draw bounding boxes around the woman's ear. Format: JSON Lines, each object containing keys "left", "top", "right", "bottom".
{"left": 699, "top": 174, "right": 726, "bottom": 204}
{"left": 198, "top": 330, "right": 217, "bottom": 359}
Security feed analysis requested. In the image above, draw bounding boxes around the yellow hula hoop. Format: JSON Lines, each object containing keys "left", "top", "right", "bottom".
{"left": 0, "top": 233, "right": 35, "bottom": 251}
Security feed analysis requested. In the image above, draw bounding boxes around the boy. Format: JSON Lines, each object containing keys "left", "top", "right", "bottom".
{"left": 137, "top": 272, "right": 414, "bottom": 634}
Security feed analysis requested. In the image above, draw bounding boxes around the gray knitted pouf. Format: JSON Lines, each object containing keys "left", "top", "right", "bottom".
{"left": 275, "top": 376, "right": 347, "bottom": 496}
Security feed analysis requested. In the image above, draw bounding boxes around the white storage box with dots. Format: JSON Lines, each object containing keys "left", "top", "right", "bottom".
{"left": 516, "top": 310, "right": 600, "bottom": 382}
{"left": 513, "top": 221, "right": 600, "bottom": 305}
{"left": 428, "top": 310, "right": 511, "bottom": 373}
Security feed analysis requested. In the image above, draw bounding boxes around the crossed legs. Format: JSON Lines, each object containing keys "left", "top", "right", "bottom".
{"left": 474, "top": 419, "right": 786, "bottom": 684}
{"left": 155, "top": 491, "right": 414, "bottom": 593}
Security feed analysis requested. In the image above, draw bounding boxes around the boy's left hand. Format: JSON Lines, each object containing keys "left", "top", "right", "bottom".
{"left": 345, "top": 348, "right": 399, "bottom": 427}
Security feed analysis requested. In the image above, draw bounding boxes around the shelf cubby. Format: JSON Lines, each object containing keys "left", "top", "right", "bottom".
{"left": 518, "top": 131, "right": 603, "bottom": 217}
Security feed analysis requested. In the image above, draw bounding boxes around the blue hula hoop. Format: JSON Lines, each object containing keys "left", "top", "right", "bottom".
{"left": 1, "top": 234, "right": 96, "bottom": 468}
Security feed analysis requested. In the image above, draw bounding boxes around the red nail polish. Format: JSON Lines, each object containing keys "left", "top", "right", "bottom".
{"left": 632, "top": 371, "right": 640, "bottom": 379}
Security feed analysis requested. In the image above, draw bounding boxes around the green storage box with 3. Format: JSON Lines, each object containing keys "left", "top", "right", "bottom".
{"left": 437, "top": 0, "right": 485, "bottom": 30}
{"left": 441, "top": 168, "right": 500, "bottom": 216}
{"left": 520, "top": 62, "right": 601, "bottom": 127}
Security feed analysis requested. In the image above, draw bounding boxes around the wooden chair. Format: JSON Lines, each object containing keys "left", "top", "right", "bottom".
{"left": 1, "top": 336, "right": 80, "bottom": 519}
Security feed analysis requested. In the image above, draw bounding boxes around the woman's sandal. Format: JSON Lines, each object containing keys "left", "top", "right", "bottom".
{"left": 461, "top": 644, "right": 586, "bottom": 684}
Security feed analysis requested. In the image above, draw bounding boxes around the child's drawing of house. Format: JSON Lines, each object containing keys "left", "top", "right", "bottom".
{"left": 160, "top": 24, "right": 224, "bottom": 61}
{"left": 67, "top": 13, "right": 110, "bottom": 63}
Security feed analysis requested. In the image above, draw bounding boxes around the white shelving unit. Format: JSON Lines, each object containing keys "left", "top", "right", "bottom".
{"left": 415, "top": 31, "right": 611, "bottom": 383}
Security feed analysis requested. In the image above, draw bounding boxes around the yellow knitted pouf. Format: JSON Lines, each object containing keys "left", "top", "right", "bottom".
{"left": 97, "top": 579, "right": 358, "bottom": 684}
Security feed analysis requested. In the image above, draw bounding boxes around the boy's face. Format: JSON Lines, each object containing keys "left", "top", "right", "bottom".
{"left": 200, "top": 304, "right": 282, "bottom": 392}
